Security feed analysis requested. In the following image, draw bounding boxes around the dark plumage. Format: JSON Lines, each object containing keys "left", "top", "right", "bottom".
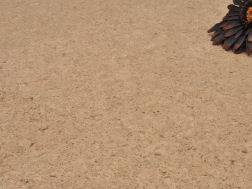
{"left": 208, "top": 0, "right": 252, "bottom": 54}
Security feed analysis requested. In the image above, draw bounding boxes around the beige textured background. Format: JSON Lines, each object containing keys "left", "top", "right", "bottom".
{"left": 0, "top": 0, "right": 252, "bottom": 188}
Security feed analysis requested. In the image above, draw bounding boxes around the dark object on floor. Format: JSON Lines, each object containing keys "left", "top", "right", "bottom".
{"left": 208, "top": 0, "right": 252, "bottom": 54}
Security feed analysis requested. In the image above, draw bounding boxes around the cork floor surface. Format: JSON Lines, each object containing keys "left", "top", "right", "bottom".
{"left": 0, "top": 0, "right": 252, "bottom": 188}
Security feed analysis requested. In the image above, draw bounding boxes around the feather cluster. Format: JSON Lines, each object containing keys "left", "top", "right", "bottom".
{"left": 208, "top": 0, "right": 252, "bottom": 54}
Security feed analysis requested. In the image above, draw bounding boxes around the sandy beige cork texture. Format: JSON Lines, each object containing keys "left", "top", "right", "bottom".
{"left": 0, "top": 0, "right": 252, "bottom": 188}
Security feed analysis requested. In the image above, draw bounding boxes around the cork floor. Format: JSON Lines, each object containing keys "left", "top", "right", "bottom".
{"left": 0, "top": 0, "right": 252, "bottom": 188}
